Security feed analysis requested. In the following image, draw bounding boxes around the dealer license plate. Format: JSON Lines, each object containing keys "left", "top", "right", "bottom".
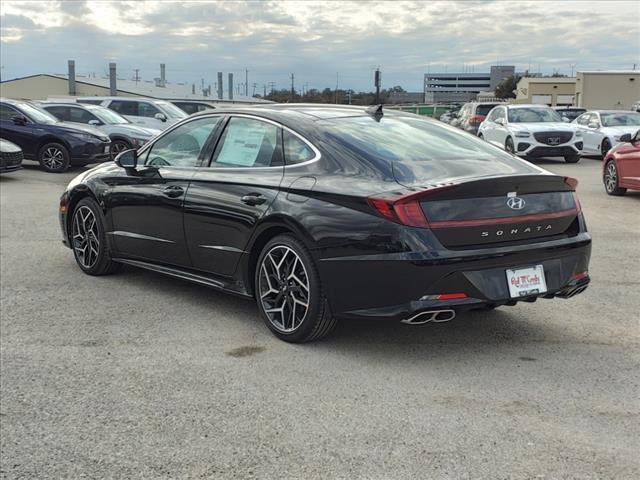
{"left": 506, "top": 265, "right": 547, "bottom": 298}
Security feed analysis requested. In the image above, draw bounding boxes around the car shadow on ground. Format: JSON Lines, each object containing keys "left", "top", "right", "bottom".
{"left": 110, "top": 264, "right": 576, "bottom": 358}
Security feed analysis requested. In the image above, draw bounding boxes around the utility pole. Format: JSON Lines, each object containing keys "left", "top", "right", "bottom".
{"left": 134, "top": 69, "right": 139, "bottom": 85}
{"left": 290, "top": 73, "right": 295, "bottom": 101}
{"left": 245, "top": 69, "right": 249, "bottom": 96}
{"left": 263, "top": 84, "right": 267, "bottom": 97}
{"left": 252, "top": 82, "right": 257, "bottom": 97}
{"left": 569, "top": 64, "right": 576, "bottom": 77}
{"left": 374, "top": 68, "right": 381, "bottom": 104}
{"left": 335, "top": 72, "right": 339, "bottom": 104}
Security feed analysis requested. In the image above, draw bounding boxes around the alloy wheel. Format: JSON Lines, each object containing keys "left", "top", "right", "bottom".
{"left": 258, "top": 245, "right": 310, "bottom": 333}
{"left": 111, "top": 141, "right": 129, "bottom": 158}
{"left": 72, "top": 205, "right": 100, "bottom": 269}
{"left": 604, "top": 162, "right": 618, "bottom": 193}
{"left": 42, "top": 147, "right": 65, "bottom": 170}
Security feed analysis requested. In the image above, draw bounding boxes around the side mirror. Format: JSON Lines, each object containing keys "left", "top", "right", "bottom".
{"left": 619, "top": 133, "right": 632, "bottom": 143}
{"left": 154, "top": 113, "right": 167, "bottom": 122}
{"left": 495, "top": 118, "right": 505, "bottom": 126}
{"left": 88, "top": 119, "right": 101, "bottom": 126}
{"left": 11, "top": 115, "right": 27, "bottom": 126}
{"left": 588, "top": 121, "right": 599, "bottom": 129}
{"left": 115, "top": 148, "right": 138, "bottom": 168}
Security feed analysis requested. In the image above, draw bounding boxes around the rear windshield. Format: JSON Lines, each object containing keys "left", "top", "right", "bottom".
{"left": 476, "top": 104, "right": 498, "bottom": 116}
{"left": 320, "top": 114, "right": 540, "bottom": 184}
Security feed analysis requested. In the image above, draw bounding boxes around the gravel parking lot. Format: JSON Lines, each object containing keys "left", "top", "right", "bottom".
{"left": 1, "top": 158, "right": 639, "bottom": 479}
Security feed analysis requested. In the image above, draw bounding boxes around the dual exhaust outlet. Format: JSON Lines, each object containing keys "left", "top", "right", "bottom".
{"left": 401, "top": 309, "right": 456, "bottom": 325}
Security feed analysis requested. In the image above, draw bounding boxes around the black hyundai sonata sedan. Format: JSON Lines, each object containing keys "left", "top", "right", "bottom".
{"left": 59, "top": 104, "right": 591, "bottom": 342}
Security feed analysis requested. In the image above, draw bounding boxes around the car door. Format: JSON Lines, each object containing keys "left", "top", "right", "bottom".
{"left": 494, "top": 107, "right": 510, "bottom": 147}
{"left": 480, "top": 107, "right": 497, "bottom": 142}
{"left": 183, "top": 115, "right": 285, "bottom": 277}
{"left": 581, "top": 113, "right": 600, "bottom": 153}
{"left": 107, "top": 116, "right": 223, "bottom": 267}
{"left": 0, "top": 104, "right": 36, "bottom": 158}
{"left": 616, "top": 131, "right": 640, "bottom": 189}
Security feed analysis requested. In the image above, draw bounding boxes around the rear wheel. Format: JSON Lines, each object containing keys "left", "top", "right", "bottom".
{"left": 255, "top": 235, "right": 336, "bottom": 343}
{"left": 505, "top": 137, "right": 515, "bottom": 154}
{"left": 601, "top": 138, "right": 612, "bottom": 158}
{"left": 38, "top": 142, "right": 70, "bottom": 172}
{"left": 71, "top": 197, "right": 121, "bottom": 275}
{"left": 604, "top": 160, "right": 627, "bottom": 196}
{"left": 564, "top": 155, "right": 580, "bottom": 163}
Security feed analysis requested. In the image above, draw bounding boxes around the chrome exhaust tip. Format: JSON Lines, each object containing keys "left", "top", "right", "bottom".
{"left": 401, "top": 309, "right": 456, "bottom": 325}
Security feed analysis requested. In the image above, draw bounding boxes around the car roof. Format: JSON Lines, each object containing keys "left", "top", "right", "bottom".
{"left": 505, "top": 104, "right": 554, "bottom": 109}
{"left": 77, "top": 96, "right": 164, "bottom": 103}
{"left": 586, "top": 110, "right": 637, "bottom": 114}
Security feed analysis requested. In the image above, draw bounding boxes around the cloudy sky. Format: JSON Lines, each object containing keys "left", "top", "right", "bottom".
{"left": 1, "top": 0, "right": 639, "bottom": 93}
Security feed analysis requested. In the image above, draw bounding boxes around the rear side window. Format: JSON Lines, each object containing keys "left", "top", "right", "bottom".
{"left": 211, "top": 117, "right": 281, "bottom": 168}
{"left": 44, "top": 106, "right": 70, "bottom": 121}
{"left": 78, "top": 99, "right": 103, "bottom": 105}
{"left": 476, "top": 104, "right": 498, "bottom": 116}
{"left": 283, "top": 130, "right": 315, "bottom": 165}
{"left": 109, "top": 101, "right": 138, "bottom": 116}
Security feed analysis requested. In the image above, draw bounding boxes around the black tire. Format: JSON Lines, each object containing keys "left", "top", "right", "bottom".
{"left": 505, "top": 137, "right": 515, "bottom": 154}
{"left": 38, "top": 142, "right": 70, "bottom": 173}
{"left": 110, "top": 139, "right": 131, "bottom": 159}
{"left": 564, "top": 155, "right": 580, "bottom": 163}
{"left": 601, "top": 138, "right": 612, "bottom": 159}
{"left": 255, "top": 234, "right": 336, "bottom": 343}
{"left": 70, "top": 197, "right": 121, "bottom": 275}
{"left": 478, "top": 133, "right": 484, "bottom": 140}
{"left": 603, "top": 160, "right": 627, "bottom": 196}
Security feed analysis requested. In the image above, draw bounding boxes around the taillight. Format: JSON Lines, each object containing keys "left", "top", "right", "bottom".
{"left": 469, "top": 114, "right": 485, "bottom": 125}
{"left": 564, "top": 176, "right": 579, "bottom": 190}
{"left": 368, "top": 185, "right": 456, "bottom": 228}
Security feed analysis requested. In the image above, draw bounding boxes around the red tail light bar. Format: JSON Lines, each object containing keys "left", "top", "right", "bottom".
{"left": 469, "top": 114, "right": 486, "bottom": 125}
{"left": 369, "top": 179, "right": 582, "bottom": 229}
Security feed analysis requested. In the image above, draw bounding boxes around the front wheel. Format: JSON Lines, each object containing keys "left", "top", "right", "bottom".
{"left": 603, "top": 160, "right": 627, "bottom": 196}
{"left": 71, "top": 197, "right": 121, "bottom": 275}
{"left": 505, "top": 137, "right": 515, "bottom": 154}
{"left": 564, "top": 155, "right": 580, "bottom": 163}
{"left": 38, "top": 142, "right": 70, "bottom": 172}
{"left": 110, "top": 139, "right": 131, "bottom": 159}
{"left": 255, "top": 235, "right": 336, "bottom": 343}
{"left": 601, "top": 138, "right": 612, "bottom": 158}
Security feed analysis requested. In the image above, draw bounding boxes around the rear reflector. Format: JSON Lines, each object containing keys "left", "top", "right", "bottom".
{"left": 571, "top": 271, "right": 588, "bottom": 281}
{"left": 436, "top": 293, "right": 468, "bottom": 300}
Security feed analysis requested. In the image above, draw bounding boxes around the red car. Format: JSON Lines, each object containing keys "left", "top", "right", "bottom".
{"left": 603, "top": 130, "right": 640, "bottom": 195}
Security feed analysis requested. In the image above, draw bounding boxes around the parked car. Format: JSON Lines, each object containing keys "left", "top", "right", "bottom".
{"left": 602, "top": 129, "right": 640, "bottom": 195}
{"left": 573, "top": 110, "right": 640, "bottom": 158}
{"left": 40, "top": 102, "right": 159, "bottom": 157}
{"left": 76, "top": 96, "right": 187, "bottom": 130}
{"left": 478, "top": 104, "right": 582, "bottom": 163}
{"left": 439, "top": 109, "right": 460, "bottom": 124}
{"left": 59, "top": 105, "right": 591, "bottom": 343}
{"left": 0, "top": 138, "right": 23, "bottom": 173}
{"left": 171, "top": 101, "right": 216, "bottom": 115}
{"left": 0, "top": 98, "right": 111, "bottom": 172}
{"left": 452, "top": 102, "right": 503, "bottom": 134}
{"left": 553, "top": 107, "right": 586, "bottom": 122}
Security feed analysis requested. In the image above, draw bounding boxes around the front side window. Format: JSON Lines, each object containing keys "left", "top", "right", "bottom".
{"left": 576, "top": 113, "right": 590, "bottom": 126}
{"left": 69, "top": 107, "right": 99, "bottom": 124}
{"left": 144, "top": 116, "right": 221, "bottom": 167}
{"left": 495, "top": 108, "right": 506, "bottom": 121}
{"left": 16, "top": 103, "right": 58, "bottom": 124}
{"left": 0, "top": 104, "right": 18, "bottom": 120}
{"left": 211, "top": 117, "right": 281, "bottom": 168}
{"left": 283, "top": 130, "right": 315, "bottom": 165}
{"left": 138, "top": 102, "right": 161, "bottom": 118}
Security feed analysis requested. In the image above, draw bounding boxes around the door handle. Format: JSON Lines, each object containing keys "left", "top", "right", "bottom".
{"left": 162, "top": 185, "right": 184, "bottom": 198}
{"left": 241, "top": 193, "right": 267, "bottom": 206}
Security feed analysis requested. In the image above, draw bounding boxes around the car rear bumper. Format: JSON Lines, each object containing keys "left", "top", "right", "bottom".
{"left": 318, "top": 232, "right": 591, "bottom": 321}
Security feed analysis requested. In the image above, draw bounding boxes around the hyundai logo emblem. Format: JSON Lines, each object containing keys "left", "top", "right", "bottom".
{"left": 507, "top": 196, "right": 526, "bottom": 210}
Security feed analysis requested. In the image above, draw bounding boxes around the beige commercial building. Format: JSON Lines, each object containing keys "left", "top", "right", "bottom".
{"left": 574, "top": 71, "right": 640, "bottom": 109}
{"left": 514, "top": 77, "right": 577, "bottom": 106}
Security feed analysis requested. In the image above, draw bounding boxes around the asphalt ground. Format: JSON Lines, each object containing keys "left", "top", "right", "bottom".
{"left": 1, "top": 157, "right": 639, "bottom": 479}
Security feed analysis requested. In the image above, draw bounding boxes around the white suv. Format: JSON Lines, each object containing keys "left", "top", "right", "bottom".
{"left": 478, "top": 104, "right": 583, "bottom": 163}
{"left": 77, "top": 97, "right": 187, "bottom": 130}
